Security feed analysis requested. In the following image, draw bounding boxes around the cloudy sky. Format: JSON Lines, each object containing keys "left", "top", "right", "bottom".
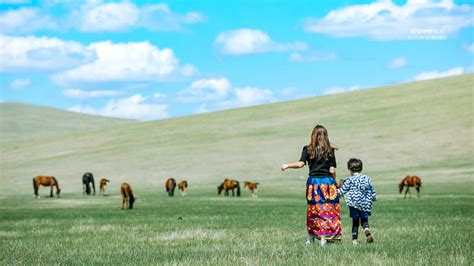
{"left": 0, "top": 0, "right": 473, "bottom": 120}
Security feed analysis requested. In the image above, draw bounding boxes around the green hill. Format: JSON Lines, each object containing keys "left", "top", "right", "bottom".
{"left": 0, "top": 102, "right": 135, "bottom": 143}
{"left": 1, "top": 74, "right": 473, "bottom": 194}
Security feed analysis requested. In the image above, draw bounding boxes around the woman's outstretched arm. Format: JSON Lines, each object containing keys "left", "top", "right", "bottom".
{"left": 329, "top": 166, "right": 336, "bottom": 180}
{"left": 281, "top": 161, "right": 305, "bottom": 171}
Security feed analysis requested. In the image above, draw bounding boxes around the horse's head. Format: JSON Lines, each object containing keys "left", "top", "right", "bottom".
{"left": 398, "top": 183, "right": 403, "bottom": 194}
{"left": 129, "top": 196, "right": 136, "bottom": 209}
{"left": 56, "top": 188, "right": 61, "bottom": 197}
{"left": 217, "top": 184, "right": 224, "bottom": 195}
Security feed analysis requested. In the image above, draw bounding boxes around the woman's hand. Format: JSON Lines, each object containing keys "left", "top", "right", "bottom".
{"left": 281, "top": 164, "right": 289, "bottom": 171}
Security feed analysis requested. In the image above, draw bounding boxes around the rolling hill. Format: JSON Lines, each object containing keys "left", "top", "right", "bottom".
{"left": 0, "top": 102, "right": 135, "bottom": 143}
{"left": 1, "top": 74, "right": 473, "bottom": 195}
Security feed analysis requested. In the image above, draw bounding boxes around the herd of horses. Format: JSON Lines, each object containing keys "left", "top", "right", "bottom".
{"left": 31, "top": 173, "right": 422, "bottom": 209}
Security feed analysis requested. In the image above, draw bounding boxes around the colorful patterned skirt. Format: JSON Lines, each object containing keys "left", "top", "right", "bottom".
{"left": 306, "top": 176, "right": 342, "bottom": 241}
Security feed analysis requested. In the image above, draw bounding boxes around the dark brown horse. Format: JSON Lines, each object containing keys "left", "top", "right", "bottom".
{"left": 399, "top": 175, "right": 422, "bottom": 198}
{"left": 120, "top": 183, "right": 136, "bottom": 209}
{"left": 218, "top": 179, "right": 240, "bottom": 197}
{"left": 82, "top": 172, "right": 95, "bottom": 195}
{"left": 99, "top": 178, "right": 110, "bottom": 195}
{"left": 178, "top": 180, "right": 188, "bottom": 196}
{"left": 165, "top": 178, "right": 176, "bottom": 197}
{"left": 33, "top": 176, "right": 61, "bottom": 198}
{"left": 244, "top": 181, "right": 259, "bottom": 198}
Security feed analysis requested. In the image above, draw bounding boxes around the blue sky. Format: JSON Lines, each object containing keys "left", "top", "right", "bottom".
{"left": 0, "top": 0, "right": 473, "bottom": 120}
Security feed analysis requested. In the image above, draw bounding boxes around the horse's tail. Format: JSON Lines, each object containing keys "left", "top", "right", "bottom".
{"left": 236, "top": 181, "right": 241, "bottom": 197}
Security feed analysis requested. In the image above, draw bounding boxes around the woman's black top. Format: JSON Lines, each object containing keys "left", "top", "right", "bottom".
{"left": 299, "top": 145, "right": 336, "bottom": 177}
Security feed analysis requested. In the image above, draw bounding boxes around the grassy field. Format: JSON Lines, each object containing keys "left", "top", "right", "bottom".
{"left": 0, "top": 74, "right": 473, "bottom": 264}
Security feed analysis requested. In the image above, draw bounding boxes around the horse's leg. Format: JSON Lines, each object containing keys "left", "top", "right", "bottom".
{"left": 404, "top": 187, "right": 408, "bottom": 199}
{"left": 50, "top": 185, "right": 54, "bottom": 197}
{"left": 33, "top": 179, "right": 39, "bottom": 198}
{"left": 407, "top": 187, "right": 411, "bottom": 198}
{"left": 231, "top": 189, "right": 235, "bottom": 197}
{"left": 416, "top": 186, "right": 420, "bottom": 198}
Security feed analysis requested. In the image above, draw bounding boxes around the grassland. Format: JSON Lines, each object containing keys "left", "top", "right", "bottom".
{"left": 0, "top": 74, "right": 473, "bottom": 265}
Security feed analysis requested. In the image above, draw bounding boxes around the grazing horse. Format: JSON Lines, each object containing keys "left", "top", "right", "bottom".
{"left": 399, "top": 175, "right": 422, "bottom": 198}
{"left": 165, "top": 178, "right": 176, "bottom": 197}
{"left": 120, "top": 183, "right": 136, "bottom": 209}
{"left": 244, "top": 181, "right": 259, "bottom": 198}
{"left": 33, "top": 176, "right": 61, "bottom": 198}
{"left": 178, "top": 180, "right": 188, "bottom": 196}
{"left": 82, "top": 172, "right": 96, "bottom": 195}
{"left": 217, "top": 179, "right": 241, "bottom": 197}
{"left": 99, "top": 178, "right": 110, "bottom": 195}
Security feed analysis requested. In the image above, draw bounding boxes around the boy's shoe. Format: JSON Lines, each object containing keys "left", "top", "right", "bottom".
{"left": 305, "top": 236, "right": 314, "bottom": 245}
{"left": 364, "top": 228, "right": 374, "bottom": 243}
{"left": 320, "top": 238, "right": 327, "bottom": 247}
{"left": 352, "top": 239, "right": 358, "bottom": 245}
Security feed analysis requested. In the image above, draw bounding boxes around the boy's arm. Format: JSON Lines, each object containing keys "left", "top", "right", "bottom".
{"left": 337, "top": 178, "right": 350, "bottom": 196}
{"left": 368, "top": 177, "right": 377, "bottom": 201}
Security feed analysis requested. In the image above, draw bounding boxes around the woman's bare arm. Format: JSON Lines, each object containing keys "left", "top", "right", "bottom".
{"left": 329, "top": 166, "right": 336, "bottom": 180}
{"left": 281, "top": 161, "right": 305, "bottom": 171}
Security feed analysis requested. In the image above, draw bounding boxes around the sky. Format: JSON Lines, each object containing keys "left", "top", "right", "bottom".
{"left": 0, "top": 0, "right": 473, "bottom": 120}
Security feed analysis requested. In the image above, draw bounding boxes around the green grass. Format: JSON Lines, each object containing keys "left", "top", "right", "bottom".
{"left": 0, "top": 74, "right": 473, "bottom": 264}
{"left": 1, "top": 183, "right": 472, "bottom": 265}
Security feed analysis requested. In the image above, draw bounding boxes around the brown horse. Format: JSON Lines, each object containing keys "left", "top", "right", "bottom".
{"left": 120, "top": 183, "right": 136, "bottom": 209}
{"left": 33, "top": 176, "right": 61, "bottom": 198}
{"left": 165, "top": 178, "right": 176, "bottom": 197}
{"left": 399, "top": 175, "right": 422, "bottom": 198}
{"left": 217, "top": 179, "right": 240, "bottom": 197}
{"left": 99, "top": 178, "right": 110, "bottom": 195}
{"left": 244, "top": 181, "right": 259, "bottom": 198}
{"left": 178, "top": 180, "right": 188, "bottom": 196}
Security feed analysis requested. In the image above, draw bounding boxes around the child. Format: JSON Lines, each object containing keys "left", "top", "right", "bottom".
{"left": 338, "top": 158, "right": 376, "bottom": 245}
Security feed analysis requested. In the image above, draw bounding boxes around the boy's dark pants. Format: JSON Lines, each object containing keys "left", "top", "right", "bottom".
{"left": 349, "top": 207, "right": 370, "bottom": 240}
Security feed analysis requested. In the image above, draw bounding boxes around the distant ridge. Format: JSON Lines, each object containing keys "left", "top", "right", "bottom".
{"left": 0, "top": 102, "right": 135, "bottom": 142}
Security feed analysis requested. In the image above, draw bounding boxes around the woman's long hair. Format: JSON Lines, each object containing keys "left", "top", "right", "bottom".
{"left": 307, "top": 125, "right": 333, "bottom": 161}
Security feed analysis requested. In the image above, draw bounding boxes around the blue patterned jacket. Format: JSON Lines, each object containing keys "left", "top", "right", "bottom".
{"left": 337, "top": 173, "right": 376, "bottom": 212}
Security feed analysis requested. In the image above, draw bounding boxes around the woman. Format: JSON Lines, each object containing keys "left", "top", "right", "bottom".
{"left": 281, "top": 125, "right": 341, "bottom": 246}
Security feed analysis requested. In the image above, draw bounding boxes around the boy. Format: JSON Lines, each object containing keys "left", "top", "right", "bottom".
{"left": 338, "top": 158, "right": 376, "bottom": 245}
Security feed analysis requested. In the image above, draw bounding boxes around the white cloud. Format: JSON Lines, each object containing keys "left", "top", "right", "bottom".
{"left": 288, "top": 52, "right": 337, "bottom": 63}
{"left": 68, "top": 94, "right": 168, "bottom": 121}
{"left": 233, "top": 87, "right": 275, "bottom": 106}
{"left": 463, "top": 43, "right": 474, "bottom": 53}
{"left": 152, "top": 92, "right": 167, "bottom": 100}
{"left": 63, "top": 89, "right": 121, "bottom": 99}
{"left": 413, "top": 67, "right": 464, "bottom": 81}
{"left": 304, "top": 0, "right": 473, "bottom": 40}
{"left": 78, "top": 1, "right": 140, "bottom": 32}
{"left": 0, "top": 0, "right": 30, "bottom": 3}
{"left": 194, "top": 104, "right": 210, "bottom": 114}
{"left": 214, "top": 86, "right": 276, "bottom": 109}
{"left": 9, "top": 78, "right": 31, "bottom": 89}
{"left": 387, "top": 57, "right": 407, "bottom": 69}
{"left": 323, "top": 85, "right": 360, "bottom": 95}
{"left": 0, "top": 34, "right": 95, "bottom": 72}
{"left": 74, "top": 1, "right": 203, "bottom": 32}
{"left": 0, "top": 2, "right": 203, "bottom": 34}
{"left": 177, "top": 78, "right": 231, "bottom": 103}
{"left": 53, "top": 40, "right": 196, "bottom": 84}
{"left": 215, "top": 29, "right": 307, "bottom": 55}
{"left": 0, "top": 8, "right": 57, "bottom": 34}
